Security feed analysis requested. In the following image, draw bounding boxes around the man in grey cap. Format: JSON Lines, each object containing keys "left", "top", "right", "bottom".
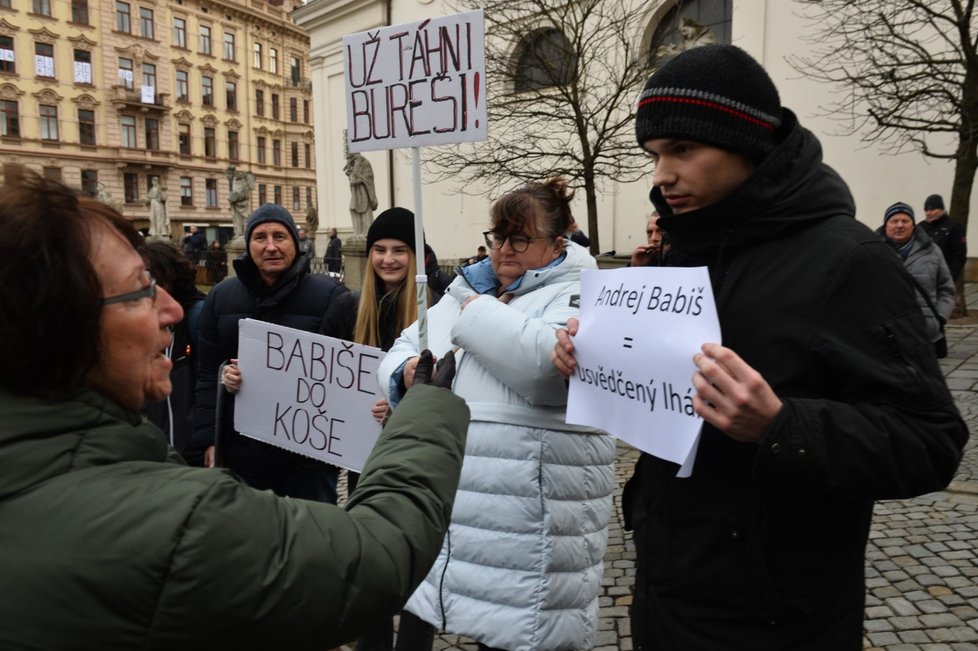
{"left": 193, "top": 204, "right": 348, "bottom": 501}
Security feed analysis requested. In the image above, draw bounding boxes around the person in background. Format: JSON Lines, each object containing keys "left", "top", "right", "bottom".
{"left": 205, "top": 239, "right": 228, "bottom": 284}
{"left": 423, "top": 242, "right": 453, "bottom": 297}
{"left": 324, "top": 226, "right": 343, "bottom": 273}
{"left": 141, "top": 240, "right": 207, "bottom": 466}
{"left": 629, "top": 211, "right": 667, "bottom": 267}
{"left": 182, "top": 225, "right": 207, "bottom": 265}
{"left": 566, "top": 215, "right": 591, "bottom": 248}
{"left": 920, "top": 193, "right": 967, "bottom": 283}
{"left": 877, "top": 201, "right": 954, "bottom": 355}
{"left": 378, "top": 177, "right": 615, "bottom": 651}
{"left": 298, "top": 227, "right": 314, "bottom": 256}
{"left": 193, "top": 204, "right": 348, "bottom": 502}
{"left": 0, "top": 172, "right": 469, "bottom": 649}
{"left": 321, "top": 207, "right": 444, "bottom": 651}
{"left": 553, "top": 44, "right": 966, "bottom": 650}
{"left": 464, "top": 245, "right": 489, "bottom": 266}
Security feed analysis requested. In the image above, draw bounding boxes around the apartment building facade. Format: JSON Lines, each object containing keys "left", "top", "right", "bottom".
{"left": 0, "top": 0, "right": 317, "bottom": 242}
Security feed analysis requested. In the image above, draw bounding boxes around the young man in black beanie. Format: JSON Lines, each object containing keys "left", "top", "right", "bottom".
{"left": 553, "top": 44, "right": 967, "bottom": 650}
{"left": 921, "top": 193, "right": 968, "bottom": 282}
{"left": 193, "top": 203, "right": 349, "bottom": 499}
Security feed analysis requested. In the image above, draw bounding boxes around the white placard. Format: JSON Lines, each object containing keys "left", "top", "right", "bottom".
{"left": 140, "top": 85, "right": 155, "bottom": 103}
{"left": 343, "top": 9, "right": 487, "bottom": 152}
{"left": 566, "top": 267, "right": 721, "bottom": 476}
{"left": 234, "top": 319, "right": 384, "bottom": 473}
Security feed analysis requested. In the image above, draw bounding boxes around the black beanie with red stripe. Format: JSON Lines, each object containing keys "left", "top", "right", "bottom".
{"left": 635, "top": 44, "right": 782, "bottom": 162}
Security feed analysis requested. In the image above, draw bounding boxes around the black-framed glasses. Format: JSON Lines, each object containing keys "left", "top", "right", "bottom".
{"left": 102, "top": 270, "right": 157, "bottom": 306}
{"left": 483, "top": 231, "right": 551, "bottom": 253}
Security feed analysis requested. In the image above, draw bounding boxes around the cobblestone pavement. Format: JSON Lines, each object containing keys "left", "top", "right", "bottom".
{"left": 348, "top": 286, "right": 978, "bottom": 651}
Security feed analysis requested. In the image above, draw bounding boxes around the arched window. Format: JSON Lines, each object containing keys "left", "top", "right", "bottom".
{"left": 649, "top": 0, "right": 732, "bottom": 66}
{"left": 513, "top": 28, "right": 577, "bottom": 92}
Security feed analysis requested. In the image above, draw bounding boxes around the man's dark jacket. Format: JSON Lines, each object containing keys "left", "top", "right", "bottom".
{"left": 627, "top": 109, "right": 968, "bottom": 651}
{"left": 193, "top": 252, "right": 348, "bottom": 494}
{"left": 919, "top": 213, "right": 967, "bottom": 281}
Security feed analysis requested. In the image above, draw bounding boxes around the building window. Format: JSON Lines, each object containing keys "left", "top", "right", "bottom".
{"left": 225, "top": 81, "right": 236, "bottom": 111}
{"left": 180, "top": 176, "right": 192, "bottom": 206}
{"left": 39, "top": 104, "right": 57, "bottom": 141}
{"left": 255, "top": 89, "right": 264, "bottom": 116}
{"left": 203, "top": 126, "right": 215, "bottom": 158}
{"left": 289, "top": 97, "right": 297, "bottom": 122}
{"left": 0, "top": 99, "right": 18, "bottom": 137}
{"left": 289, "top": 56, "right": 300, "bottom": 84}
{"left": 142, "top": 63, "right": 156, "bottom": 97}
{"left": 292, "top": 186, "right": 300, "bottom": 211}
{"left": 273, "top": 185, "right": 282, "bottom": 205}
{"left": 290, "top": 141, "right": 298, "bottom": 167}
{"left": 173, "top": 17, "right": 187, "bottom": 48}
{"left": 303, "top": 99, "right": 309, "bottom": 124}
{"left": 0, "top": 36, "right": 16, "bottom": 75}
{"left": 78, "top": 108, "right": 95, "bottom": 145}
{"left": 43, "top": 166, "right": 61, "bottom": 181}
{"left": 223, "top": 32, "right": 235, "bottom": 61}
{"left": 80, "top": 169, "right": 98, "bottom": 197}
{"left": 120, "top": 114, "right": 136, "bottom": 147}
{"left": 73, "top": 49, "right": 92, "bottom": 84}
{"left": 118, "top": 57, "right": 134, "bottom": 89}
{"left": 32, "top": 0, "right": 51, "bottom": 16}
{"left": 139, "top": 7, "right": 154, "bottom": 39}
{"left": 227, "top": 129, "right": 238, "bottom": 160}
{"left": 175, "top": 70, "right": 188, "bottom": 101}
{"left": 304, "top": 143, "right": 311, "bottom": 169}
{"left": 271, "top": 93, "right": 279, "bottom": 119}
{"left": 199, "top": 24, "right": 211, "bottom": 55}
{"left": 205, "top": 178, "right": 217, "bottom": 207}
{"left": 269, "top": 48, "right": 278, "bottom": 74}
{"left": 0, "top": 0, "right": 11, "bottom": 9}
{"left": 124, "top": 172, "right": 139, "bottom": 203}
{"left": 306, "top": 186, "right": 312, "bottom": 208}
{"left": 272, "top": 138, "right": 281, "bottom": 166}
{"left": 34, "top": 42, "right": 54, "bottom": 78}
{"left": 201, "top": 76, "right": 213, "bottom": 106}
{"left": 145, "top": 117, "right": 159, "bottom": 150}
{"left": 256, "top": 136, "right": 266, "bottom": 164}
{"left": 178, "top": 122, "right": 190, "bottom": 154}
{"left": 257, "top": 183, "right": 266, "bottom": 205}
{"left": 513, "top": 28, "right": 577, "bottom": 92}
{"left": 253, "top": 42, "right": 262, "bottom": 69}
{"left": 71, "top": 0, "right": 89, "bottom": 25}
{"left": 649, "top": 0, "right": 732, "bottom": 66}
{"left": 116, "top": 1, "right": 131, "bottom": 33}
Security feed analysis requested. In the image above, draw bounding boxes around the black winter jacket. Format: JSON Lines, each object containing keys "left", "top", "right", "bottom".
{"left": 627, "top": 110, "right": 968, "bottom": 650}
{"left": 193, "top": 253, "right": 348, "bottom": 487}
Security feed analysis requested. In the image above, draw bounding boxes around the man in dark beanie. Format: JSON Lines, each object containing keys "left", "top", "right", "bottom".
{"left": 193, "top": 203, "right": 348, "bottom": 501}
{"left": 553, "top": 44, "right": 966, "bottom": 650}
{"left": 920, "top": 193, "right": 967, "bottom": 282}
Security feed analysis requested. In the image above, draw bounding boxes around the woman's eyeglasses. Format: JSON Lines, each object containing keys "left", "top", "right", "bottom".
{"left": 102, "top": 270, "right": 157, "bottom": 306}
{"left": 483, "top": 231, "right": 551, "bottom": 253}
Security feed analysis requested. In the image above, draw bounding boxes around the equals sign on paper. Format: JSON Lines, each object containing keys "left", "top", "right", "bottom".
{"left": 623, "top": 337, "right": 634, "bottom": 349}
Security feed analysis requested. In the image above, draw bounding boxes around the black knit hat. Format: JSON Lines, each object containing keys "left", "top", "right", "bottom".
{"left": 884, "top": 201, "right": 915, "bottom": 225}
{"left": 246, "top": 203, "right": 300, "bottom": 249}
{"left": 924, "top": 194, "right": 945, "bottom": 211}
{"left": 367, "top": 207, "right": 418, "bottom": 251}
{"left": 635, "top": 44, "right": 782, "bottom": 161}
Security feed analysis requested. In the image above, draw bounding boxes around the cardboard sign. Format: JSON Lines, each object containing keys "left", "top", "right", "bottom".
{"left": 565, "top": 267, "right": 721, "bottom": 476}
{"left": 234, "top": 319, "right": 384, "bottom": 473}
{"left": 343, "top": 9, "right": 487, "bottom": 152}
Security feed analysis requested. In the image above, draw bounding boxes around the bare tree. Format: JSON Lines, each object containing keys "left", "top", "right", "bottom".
{"left": 424, "top": 0, "right": 654, "bottom": 253}
{"left": 789, "top": 0, "right": 978, "bottom": 235}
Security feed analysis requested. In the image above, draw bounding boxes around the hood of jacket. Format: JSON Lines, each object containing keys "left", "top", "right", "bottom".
{"left": 653, "top": 109, "right": 856, "bottom": 260}
{"left": 454, "top": 239, "right": 594, "bottom": 298}
{"left": 0, "top": 389, "right": 172, "bottom": 501}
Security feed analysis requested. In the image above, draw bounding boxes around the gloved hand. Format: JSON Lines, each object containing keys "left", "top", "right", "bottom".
{"left": 413, "top": 349, "right": 456, "bottom": 389}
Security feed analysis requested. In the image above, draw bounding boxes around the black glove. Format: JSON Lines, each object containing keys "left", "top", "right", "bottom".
{"left": 413, "top": 349, "right": 456, "bottom": 389}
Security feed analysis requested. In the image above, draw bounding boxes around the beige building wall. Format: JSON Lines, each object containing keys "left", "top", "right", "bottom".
{"left": 0, "top": 0, "right": 317, "bottom": 248}
{"left": 295, "top": 0, "right": 978, "bottom": 265}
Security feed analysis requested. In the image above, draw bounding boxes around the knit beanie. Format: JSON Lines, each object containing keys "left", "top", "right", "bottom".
{"left": 367, "top": 207, "right": 417, "bottom": 251}
{"left": 635, "top": 44, "right": 782, "bottom": 161}
{"left": 884, "top": 201, "right": 915, "bottom": 225}
{"left": 924, "top": 194, "right": 945, "bottom": 211}
{"left": 245, "top": 203, "right": 300, "bottom": 249}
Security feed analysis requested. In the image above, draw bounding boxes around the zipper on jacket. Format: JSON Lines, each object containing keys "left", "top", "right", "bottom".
{"left": 437, "top": 527, "right": 451, "bottom": 631}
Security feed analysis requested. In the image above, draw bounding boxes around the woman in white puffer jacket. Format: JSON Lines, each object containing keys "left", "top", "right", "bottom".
{"left": 378, "top": 177, "right": 616, "bottom": 651}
